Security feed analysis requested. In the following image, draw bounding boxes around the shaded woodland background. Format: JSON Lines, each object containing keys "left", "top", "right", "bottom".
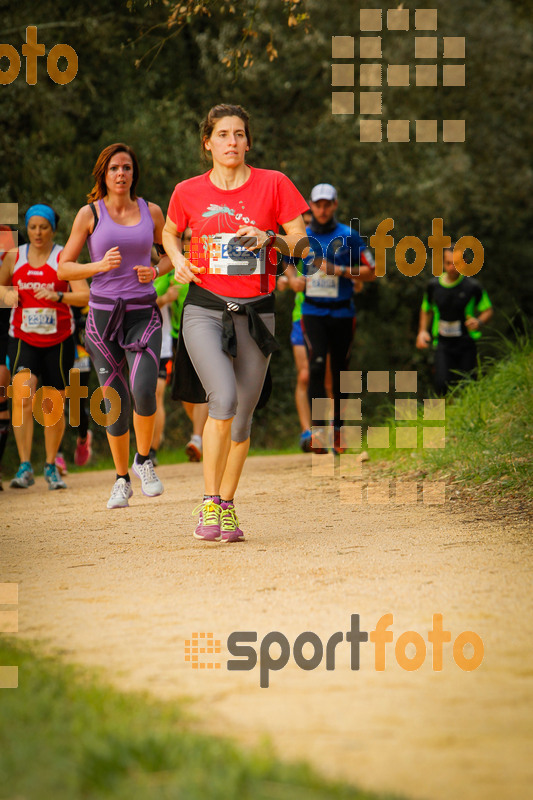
{"left": 1, "top": 0, "right": 532, "bottom": 448}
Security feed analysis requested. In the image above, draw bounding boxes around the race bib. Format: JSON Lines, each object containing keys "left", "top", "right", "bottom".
{"left": 21, "top": 307, "right": 58, "bottom": 335}
{"left": 439, "top": 319, "right": 462, "bottom": 337}
{"left": 189, "top": 234, "right": 266, "bottom": 276}
{"left": 306, "top": 271, "right": 340, "bottom": 298}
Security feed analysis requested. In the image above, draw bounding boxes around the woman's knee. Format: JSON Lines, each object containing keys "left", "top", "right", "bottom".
{"left": 231, "top": 412, "right": 253, "bottom": 443}
{"left": 133, "top": 389, "right": 157, "bottom": 417}
{"left": 107, "top": 416, "right": 130, "bottom": 437}
{"left": 208, "top": 387, "right": 237, "bottom": 421}
{"left": 104, "top": 386, "right": 130, "bottom": 435}
{"left": 208, "top": 416, "right": 233, "bottom": 434}
{"left": 132, "top": 367, "right": 158, "bottom": 416}
{"left": 231, "top": 393, "right": 257, "bottom": 441}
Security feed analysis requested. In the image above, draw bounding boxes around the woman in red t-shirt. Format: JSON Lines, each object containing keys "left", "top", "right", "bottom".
{"left": 163, "top": 103, "right": 308, "bottom": 542}
{"left": 0, "top": 204, "right": 89, "bottom": 490}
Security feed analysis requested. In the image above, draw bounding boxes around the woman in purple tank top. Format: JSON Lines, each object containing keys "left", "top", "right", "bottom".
{"left": 58, "top": 143, "right": 173, "bottom": 509}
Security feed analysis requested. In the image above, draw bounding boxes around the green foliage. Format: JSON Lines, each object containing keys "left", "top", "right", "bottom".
{"left": 1, "top": 0, "right": 531, "bottom": 455}
{"left": 417, "top": 331, "right": 533, "bottom": 498}
{"left": 372, "top": 326, "right": 533, "bottom": 500}
{"left": 0, "top": 638, "right": 406, "bottom": 800}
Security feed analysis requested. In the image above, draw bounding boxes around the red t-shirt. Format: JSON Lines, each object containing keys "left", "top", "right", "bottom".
{"left": 167, "top": 166, "right": 308, "bottom": 297}
{"left": 9, "top": 243, "right": 74, "bottom": 347}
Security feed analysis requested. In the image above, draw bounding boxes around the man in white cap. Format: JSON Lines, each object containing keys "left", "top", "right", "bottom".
{"left": 285, "top": 183, "right": 376, "bottom": 454}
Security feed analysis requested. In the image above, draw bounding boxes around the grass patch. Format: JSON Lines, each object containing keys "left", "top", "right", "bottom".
{"left": 369, "top": 332, "right": 533, "bottom": 500}
{"left": 0, "top": 639, "right": 405, "bottom": 800}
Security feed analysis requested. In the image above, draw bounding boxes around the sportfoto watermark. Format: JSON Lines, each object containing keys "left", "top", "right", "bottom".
{"left": 251, "top": 217, "right": 483, "bottom": 278}
{"left": 0, "top": 26, "right": 78, "bottom": 85}
{"left": 0, "top": 216, "right": 483, "bottom": 287}
{"left": 186, "top": 614, "right": 484, "bottom": 688}
{"left": 369, "top": 218, "right": 482, "bottom": 277}
{"left": 7, "top": 368, "right": 120, "bottom": 429}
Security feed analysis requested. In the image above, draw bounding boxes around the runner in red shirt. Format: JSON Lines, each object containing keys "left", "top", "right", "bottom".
{"left": 163, "top": 103, "right": 308, "bottom": 542}
{"left": 0, "top": 205, "right": 89, "bottom": 489}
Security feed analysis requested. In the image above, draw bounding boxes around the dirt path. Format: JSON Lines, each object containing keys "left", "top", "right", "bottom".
{"left": 2, "top": 455, "right": 532, "bottom": 800}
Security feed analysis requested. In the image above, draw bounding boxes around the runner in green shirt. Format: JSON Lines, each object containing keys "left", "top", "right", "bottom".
{"left": 416, "top": 246, "right": 493, "bottom": 394}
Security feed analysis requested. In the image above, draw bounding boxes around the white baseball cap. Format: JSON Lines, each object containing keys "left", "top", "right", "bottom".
{"left": 310, "top": 183, "right": 337, "bottom": 203}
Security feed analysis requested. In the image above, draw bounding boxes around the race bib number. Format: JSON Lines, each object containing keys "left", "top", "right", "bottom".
{"left": 439, "top": 319, "right": 462, "bottom": 337}
{"left": 190, "top": 233, "right": 266, "bottom": 276}
{"left": 21, "top": 307, "right": 58, "bottom": 335}
{"left": 306, "top": 271, "right": 340, "bottom": 298}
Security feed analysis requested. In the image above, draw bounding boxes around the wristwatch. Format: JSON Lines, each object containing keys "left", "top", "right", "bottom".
{"left": 264, "top": 230, "right": 276, "bottom": 247}
{"left": 57, "top": 291, "right": 64, "bottom": 302}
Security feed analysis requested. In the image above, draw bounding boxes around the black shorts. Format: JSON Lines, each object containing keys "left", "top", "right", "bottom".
{"left": 8, "top": 336, "right": 76, "bottom": 390}
{"left": 434, "top": 337, "right": 477, "bottom": 395}
{"left": 0, "top": 334, "right": 8, "bottom": 367}
{"left": 0, "top": 309, "right": 10, "bottom": 367}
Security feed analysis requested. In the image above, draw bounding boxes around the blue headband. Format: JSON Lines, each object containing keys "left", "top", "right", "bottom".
{"left": 25, "top": 204, "right": 57, "bottom": 230}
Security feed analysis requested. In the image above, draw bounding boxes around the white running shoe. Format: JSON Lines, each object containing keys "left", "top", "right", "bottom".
{"left": 10, "top": 462, "right": 35, "bottom": 489}
{"left": 107, "top": 478, "right": 133, "bottom": 509}
{"left": 132, "top": 454, "right": 164, "bottom": 497}
{"left": 44, "top": 462, "right": 67, "bottom": 490}
{"left": 185, "top": 439, "right": 202, "bottom": 462}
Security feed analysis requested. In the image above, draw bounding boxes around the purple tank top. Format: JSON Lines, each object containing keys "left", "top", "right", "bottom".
{"left": 88, "top": 198, "right": 155, "bottom": 300}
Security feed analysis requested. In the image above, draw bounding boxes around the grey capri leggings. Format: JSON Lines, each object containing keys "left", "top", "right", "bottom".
{"left": 182, "top": 304, "right": 274, "bottom": 442}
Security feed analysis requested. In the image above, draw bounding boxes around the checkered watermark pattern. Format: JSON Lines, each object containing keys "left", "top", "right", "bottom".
{"left": 312, "top": 370, "right": 446, "bottom": 504}
{"left": 184, "top": 632, "right": 222, "bottom": 670}
{"left": 332, "top": 8, "right": 466, "bottom": 142}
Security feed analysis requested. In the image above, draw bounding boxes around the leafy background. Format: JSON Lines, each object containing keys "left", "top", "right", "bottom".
{"left": 1, "top": 0, "right": 531, "bottom": 449}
